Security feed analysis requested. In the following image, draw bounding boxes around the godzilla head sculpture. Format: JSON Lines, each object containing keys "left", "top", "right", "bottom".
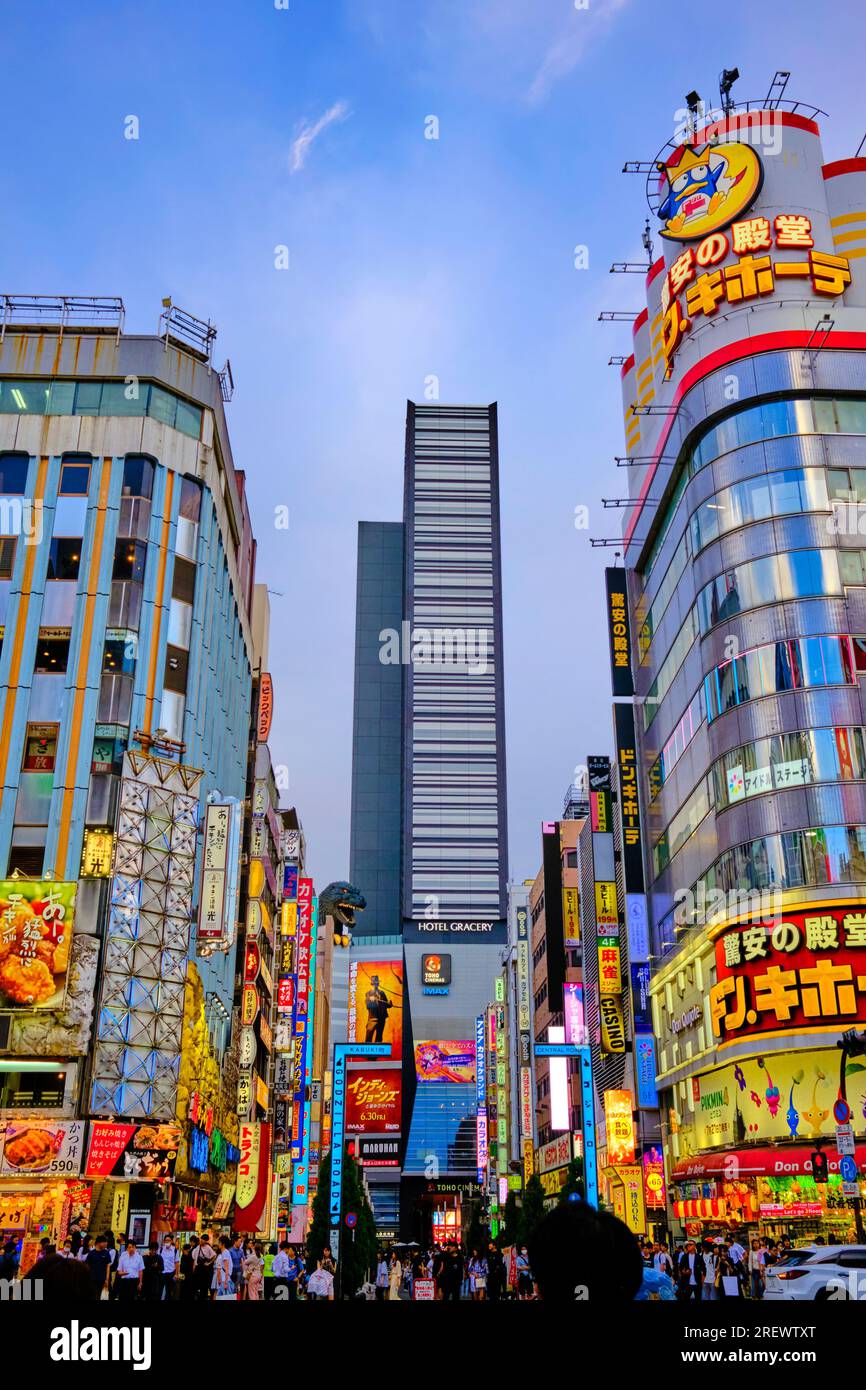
{"left": 318, "top": 881, "right": 367, "bottom": 948}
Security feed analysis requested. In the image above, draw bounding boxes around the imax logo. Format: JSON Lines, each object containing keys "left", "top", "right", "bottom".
{"left": 0, "top": 1277, "right": 41, "bottom": 1300}
{"left": 50, "top": 1321, "right": 152, "bottom": 1371}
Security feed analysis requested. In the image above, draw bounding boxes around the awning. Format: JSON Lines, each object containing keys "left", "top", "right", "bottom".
{"left": 672, "top": 1145, "right": 866, "bottom": 1181}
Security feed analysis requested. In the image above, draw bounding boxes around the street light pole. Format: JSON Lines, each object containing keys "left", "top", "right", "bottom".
{"left": 836, "top": 1028, "right": 866, "bottom": 1243}
{"left": 329, "top": 1041, "right": 389, "bottom": 1299}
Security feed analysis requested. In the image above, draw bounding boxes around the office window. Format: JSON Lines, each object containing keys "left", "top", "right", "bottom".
{"left": 0, "top": 537, "right": 16, "bottom": 579}
{"left": 6, "top": 845, "right": 45, "bottom": 877}
{"left": 164, "top": 644, "right": 189, "bottom": 693}
{"left": 122, "top": 456, "right": 154, "bottom": 500}
{"left": 34, "top": 637, "right": 70, "bottom": 672}
{"left": 46, "top": 537, "right": 82, "bottom": 581}
{"left": 113, "top": 538, "right": 147, "bottom": 582}
{"left": 172, "top": 557, "right": 196, "bottom": 604}
{"left": 59, "top": 460, "right": 91, "bottom": 495}
{"left": 0, "top": 454, "right": 28, "bottom": 493}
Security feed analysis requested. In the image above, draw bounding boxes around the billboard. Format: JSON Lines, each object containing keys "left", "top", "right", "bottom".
{"left": 0, "top": 1120, "right": 85, "bottom": 1177}
{"left": 0, "top": 879, "right": 75, "bottom": 1011}
{"left": 422, "top": 952, "right": 451, "bottom": 987}
{"left": 605, "top": 567, "right": 634, "bottom": 697}
{"left": 564, "top": 982, "right": 586, "bottom": 1045}
{"left": 604, "top": 1091, "right": 636, "bottom": 1166}
{"left": 348, "top": 959, "right": 403, "bottom": 1057}
{"left": 414, "top": 1040, "right": 476, "bottom": 1084}
{"left": 345, "top": 1070, "right": 402, "bottom": 1133}
{"left": 710, "top": 906, "right": 866, "bottom": 1045}
{"left": 84, "top": 1123, "right": 181, "bottom": 1179}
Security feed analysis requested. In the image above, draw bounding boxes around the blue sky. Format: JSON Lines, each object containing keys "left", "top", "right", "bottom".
{"left": 5, "top": 0, "right": 865, "bottom": 887}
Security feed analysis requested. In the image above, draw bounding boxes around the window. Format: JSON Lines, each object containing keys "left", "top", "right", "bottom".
{"left": 122, "top": 456, "right": 154, "bottom": 500}
{"left": 689, "top": 468, "right": 829, "bottom": 554}
{"left": 22, "top": 723, "right": 58, "bottom": 772}
{"left": 172, "top": 557, "right": 196, "bottom": 604}
{"left": 179, "top": 476, "right": 202, "bottom": 523}
{"left": 59, "top": 460, "right": 91, "bottom": 495}
{"left": 697, "top": 551, "right": 839, "bottom": 634}
{"left": 46, "top": 537, "right": 82, "bottom": 581}
{"left": 0, "top": 454, "right": 28, "bottom": 493}
{"left": 0, "top": 1066, "right": 65, "bottom": 1109}
{"left": 34, "top": 637, "right": 70, "bottom": 672}
{"left": 6, "top": 845, "right": 45, "bottom": 877}
{"left": 113, "top": 538, "right": 147, "bottom": 582}
{"left": 0, "top": 536, "right": 16, "bottom": 579}
{"left": 102, "top": 637, "right": 136, "bottom": 675}
{"left": 164, "top": 644, "right": 189, "bottom": 693}
{"left": 705, "top": 636, "right": 855, "bottom": 723}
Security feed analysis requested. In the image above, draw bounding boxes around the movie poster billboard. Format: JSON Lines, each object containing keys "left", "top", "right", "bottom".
{"left": 0, "top": 880, "right": 75, "bottom": 1011}
{"left": 348, "top": 959, "right": 403, "bottom": 1058}
{"left": 0, "top": 1120, "right": 85, "bottom": 1176}
{"left": 345, "top": 1069, "right": 402, "bottom": 1133}
{"left": 84, "top": 1123, "right": 182, "bottom": 1180}
{"left": 414, "top": 1040, "right": 476, "bottom": 1084}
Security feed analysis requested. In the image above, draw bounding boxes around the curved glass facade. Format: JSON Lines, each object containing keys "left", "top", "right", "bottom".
{"left": 689, "top": 467, "right": 829, "bottom": 554}
{"left": 696, "top": 549, "right": 839, "bottom": 635}
{"left": 706, "top": 825, "right": 866, "bottom": 895}
{"left": 712, "top": 727, "right": 866, "bottom": 811}
{"left": 0, "top": 377, "right": 202, "bottom": 438}
{"left": 704, "top": 635, "right": 855, "bottom": 724}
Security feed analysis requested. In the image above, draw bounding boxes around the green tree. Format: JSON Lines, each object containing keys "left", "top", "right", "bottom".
{"left": 501, "top": 1190, "right": 521, "bottom": 1246}
{"left": 558, "top": 1157, "right": 585, "bottom": 1204}
{"left": 519, "top": 1173, "right": 547, "bottom": 1247}
{"left": 306, "top": 1148, "right": 378, "bottom": 1297}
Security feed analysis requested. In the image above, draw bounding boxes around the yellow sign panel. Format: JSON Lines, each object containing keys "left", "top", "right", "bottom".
{"left": 523, "top": 1137, "right": 534, "bottom": 1182}
{"left": 281, "top": 902, "right": 297, "bottom": 937}
{"left": 600, "top": 994, "right": 626, "bottom": 1053}
{"left": 562, "top": 888, "right": 579, "bottom": 944}
{"left": 595, "top": 881, "right": 618, "bottom": 927}
{"left": 597, "top": 940, "right": 622, "bottom": 995}
{"left": 80, "top": 828, "right": 114, "bottom": 878}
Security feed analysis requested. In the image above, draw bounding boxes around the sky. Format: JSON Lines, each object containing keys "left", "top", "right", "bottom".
{"left": 4, "top": 0, "right": 865, "bottom": 886}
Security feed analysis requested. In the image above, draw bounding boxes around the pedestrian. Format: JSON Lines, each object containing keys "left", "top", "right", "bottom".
{"left": 388, "top": 1251, "right": 403, "bottom": 1300}
{"left": 307, "top": 1258, "right": 335, "bottom": 1301}
{"left": 487, "top": 1242, "right": 505, "bottom": 1301}
{"left": 375, "top": 1251, "right": 389, "bottom": 1301}
{"left": 0, "top": 1240, "right": 19, "bottom": 1282}
{"left": 243, "top": 1243, "right": 264, "bottom": 1300}
{"left": 194, "top": 1233, "right": 217, "bottom": 1301}
{"left": 213, "top": 1236, "right": 234, "bottom": 1300}
{"left": 83, "top": 1235, "right": 112, "bottom": 1300}
{"left": 229, "top": 1234, "right": 245, "bottom": 1300}
{"left": 160, "top": 1235, "right": 177, "bottom": 1299}
{"left": 717, "top": 1247, "right": 743, "bottom": 1299}
{"left": 652, "top": 1241, "right": 673, "bottom": 1279}
{"left": 468, "top": 1247, "right": 488, "bottom": 1301}
{"left": 272, "top": 1241, "right": 291, "bottom": 1300}
{"left": 116, "top": 1241, "right": 144, "bottom": 1302}
{"left": 57, "top": 1239, "right": 74, "bottom": 1259}
{"left": 676, "top": 1240, "right": 705, "bottom": 1300}
{"left": 142, "top": 1242, "right": 163, "bottom": 1301}
{"left": 748, "top": 1238, "right": 765, "bottom": 1300}
{"left": 516, "top": 1245, "right": 533, "bottom": 1301}
{"left": 701, "top": 1241, "right": 719, "bottom": 1301}
{"left": 263, "top": 1242, "right": 277, "bottom": 1301}
{"left": 529, "top": 1202, "right": 643, "bottom": 1302}
{"left": 179, "top": 1240, "right": 196, "bottom": 1300}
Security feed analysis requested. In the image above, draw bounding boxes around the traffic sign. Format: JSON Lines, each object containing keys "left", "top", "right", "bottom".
{"left": 836, "top": 1124, "right": 856, "bottom": 1157}
{"left": 842, "top": 1181, "right": 860, "bottom": 1199}
{"left": 839, "top": 1154, "right": 858, "bottom": 1183}
{"left": 834, "top": 1098, "right": 851, "bottom": 1125}
{"left": 345, "top": 1211, "right": 357, "bottom": 1229}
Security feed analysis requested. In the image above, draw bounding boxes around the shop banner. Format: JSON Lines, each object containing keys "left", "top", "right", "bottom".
{"left": 84, "top": 1123, "right": 181, "bottom": 1180}
{"left": 0, "top": 1119, "right": 85, "bottom": 1176}
{"left": 0, "top": 879, "right": 75, "bottom": 1011}
{"left": 345, "top": 1069, "right": 401, "bottom": 1133}
{"left": 348, "top": 959, "right": 403, "bottom": 1057}
{"left": 414, "top": 1040, "right": 476, "bottom": 1084}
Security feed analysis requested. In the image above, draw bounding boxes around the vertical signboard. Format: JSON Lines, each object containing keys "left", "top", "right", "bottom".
{"left": 613, "top": 702, "right": 644, "bottom": 893}
{"left": 605, "top": 567, "right": 633, "bottom": 697}
{"left": 541, "top": 823, "right": 565, "bottom": 1013}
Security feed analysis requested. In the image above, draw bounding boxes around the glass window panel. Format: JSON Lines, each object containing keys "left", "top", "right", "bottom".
{"left": 0, "top": 456, "right": 28, "bottom": 493}
{"left": 73, "top": 382, "right": 102, "bottom": 416}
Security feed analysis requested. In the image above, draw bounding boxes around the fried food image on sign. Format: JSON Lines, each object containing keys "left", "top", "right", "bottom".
{"left": 4, "top": 1128, "right": 56, "bottom": 1171}
{"left": 0, "top": 954, "right": 55, "bottom": 1005}
{"left": 0, "top": 899, "right": 34, "bottom": 962}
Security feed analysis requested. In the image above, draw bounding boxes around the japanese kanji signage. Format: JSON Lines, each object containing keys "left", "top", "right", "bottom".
{"left": 605, "top": 567, "right": 633, "bottom": 697}
{"left": 661, "top": 211, "right": 851, "bottom": 376}
{"left": 710, "top": 906, "right": 866, "bottom": 1044}
{"left": 614, "top": 702, "right": 644, "bottom": 893}
{"left": 198, "top": 802, "right": 230, "bottom": 942}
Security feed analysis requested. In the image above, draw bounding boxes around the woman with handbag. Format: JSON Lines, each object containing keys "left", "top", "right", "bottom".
{"left": 468, "top": 1249, "right": 489, "bottom": 1301}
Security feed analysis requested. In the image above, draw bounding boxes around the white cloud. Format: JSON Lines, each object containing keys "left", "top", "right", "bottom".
{"left": 527, "top": 0, "right": 631, "bottom": 104}
{"left": 290, "top": 100, "right": 351, "bottom": 173}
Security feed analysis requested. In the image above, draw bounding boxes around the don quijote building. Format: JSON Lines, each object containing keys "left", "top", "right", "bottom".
{"left": 606, "top": 84, "right": 866, "bottom": 1244}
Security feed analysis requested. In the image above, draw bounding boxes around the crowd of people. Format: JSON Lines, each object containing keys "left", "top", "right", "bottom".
{"left": 637, "top": 1232, "right": 810, "bottom": 1301}
{"left": 368, "top": 1241, "right": 534, "bottom": 1300}
{"left": 0, "top": 1230, "right": 338, "bottom": 1302}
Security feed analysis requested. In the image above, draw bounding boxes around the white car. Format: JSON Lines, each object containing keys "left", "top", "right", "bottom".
{"left": 764, "top": 1244, "right": 866, "bottom": 1300}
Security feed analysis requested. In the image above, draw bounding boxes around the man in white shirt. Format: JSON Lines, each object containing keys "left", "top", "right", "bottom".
{"left": 160, "top": 1237, "right": 178, "bottom": 1300}
{"left": 116, "top": 1242, "right": 144, "bottom": 1301}
{"left": 272, "top": 1242, "right": 291, "bottom": 1300}
{"left": 652, "top": 1242, "right": 673, "bottom": 1277}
